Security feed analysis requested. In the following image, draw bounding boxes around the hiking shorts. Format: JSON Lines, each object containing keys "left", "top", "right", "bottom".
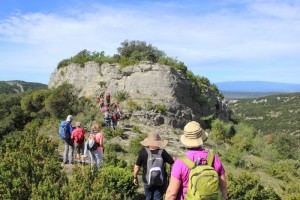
{"left": 74, "top": 143, "right": 84, "bottom": 155}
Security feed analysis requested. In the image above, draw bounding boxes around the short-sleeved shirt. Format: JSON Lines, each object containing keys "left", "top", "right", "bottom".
{"left": 136, "top": 148, "right": 174, "bottom": 184}
{"left": 71, "top": 127, "right": 85, "bottom": 145}
{"left": 171, "top": 149, "right": 225, "bottom": 200}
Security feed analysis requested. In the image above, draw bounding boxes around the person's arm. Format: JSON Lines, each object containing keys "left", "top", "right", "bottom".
{"left": 165, "top": 176, "right": 181, "bottom": 200}
{"left": 162, "top": 150, "right": 175, "bottom": 165}
{"left": 71, "top": 130, "right": 75, "bottom": 139}
{"left": 133, "top": 165, "right": 140, "bottom": 186}
{"left": 219, "top": 174, "right": 228, "bottom": 199}
{"left": 99, "top": 134, "right": 103, "bottom": 147}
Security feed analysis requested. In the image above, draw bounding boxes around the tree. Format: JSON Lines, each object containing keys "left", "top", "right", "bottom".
{"left": 117, "top": 40, "right": 165, "bottom": 63}
{"left": 45, "top": 83, "right": 78, "bottom": 119}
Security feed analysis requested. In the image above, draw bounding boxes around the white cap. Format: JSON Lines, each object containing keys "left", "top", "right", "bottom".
{"left": 66, "top": 115, "right": 73, "bottom": 122}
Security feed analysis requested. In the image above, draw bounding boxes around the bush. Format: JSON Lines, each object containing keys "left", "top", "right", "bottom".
{"left": 129, "top": 133, "right": 147, "bottom": 155}
{"left": 127, "top": 99, "right": 142, "bottom": 112}
{"left": 156, "top": 104, "right": 167, "bottom": 113}
{"left": 132, "top": 125, "right": 142, "bottom": 133}
{"left": 45, "top": 83, "right": 78, "bottom": 119}
{"left": 211, "top": 119, "right": 235, "bottom": 143}
{"left": 114, "top": 90, "right": 129, "bottom": 102}
{"left": 228, "top": 172, "right": 280, "bottom": 199}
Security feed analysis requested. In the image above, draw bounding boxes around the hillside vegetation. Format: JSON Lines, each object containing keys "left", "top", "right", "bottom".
{"left": 229, "top": 92, "right": 300, "bottom": 136}
{"left": 0, "top": 41, "right": 299, "bottom": 199}
{"left": 0, "top": 80, "right": 47, "bottom": 94}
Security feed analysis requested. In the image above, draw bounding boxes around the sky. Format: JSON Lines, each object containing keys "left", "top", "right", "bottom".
{"left": 0, "top": 0, "right": 300, "bottom": 84}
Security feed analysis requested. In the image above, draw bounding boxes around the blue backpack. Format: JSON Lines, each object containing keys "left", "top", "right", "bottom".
{"left": 59, "top": 121, "right": 70, "bottom": 140}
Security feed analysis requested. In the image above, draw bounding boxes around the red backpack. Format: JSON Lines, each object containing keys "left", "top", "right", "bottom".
{"left": 74, "top": 128, "right": 85, "bottom": 144}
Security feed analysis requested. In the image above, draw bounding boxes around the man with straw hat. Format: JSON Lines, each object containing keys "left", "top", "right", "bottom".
{"left": 133, "top": 131, "right": 174, "bottom": 200}
{"left": 165, "top": 121, "right": 228, "bottom": 200}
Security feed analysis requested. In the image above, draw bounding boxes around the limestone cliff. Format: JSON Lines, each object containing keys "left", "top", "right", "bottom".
{"left": 48, "top": 61, "right": 229, "bottom": 128}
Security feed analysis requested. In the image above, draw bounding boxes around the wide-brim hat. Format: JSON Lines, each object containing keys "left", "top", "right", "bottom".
{"left": 140, "top": 132, "right": 168, "bottom": 149}
{"left": 180, "top": 121, "right": 208, "bottom": 148}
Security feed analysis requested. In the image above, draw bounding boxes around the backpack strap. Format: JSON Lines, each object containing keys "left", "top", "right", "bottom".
{"left": 207, "top": 152, "right": 214, "bottom": 167}
{"left": 145, "top": 148, "right": 151, "bottom": 158}
{"left": 158, "top": 149, "right": 163, "bottom": 156}
{"left": 179, "top": 157, "right": 195, "bottom": 169}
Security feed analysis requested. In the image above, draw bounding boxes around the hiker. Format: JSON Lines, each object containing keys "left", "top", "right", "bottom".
{"left": 133, "top": 132, "right": 174, "bottom": 200}
{"left": 165, "top": 121, "right": 228, "bottom": 200}
{"left": 104, "top": 110, "right": 111, "bottom": 128}
{"left": 111, "top": 108, "right": 120, "bottom": 130}
{"left": 97, "top": 96, "right": 103, "bottom": 109}
{"left": 71, "top": 121, "right": 86, "bottom": 165}
{"left": 60, "top": 115, "right": 74, "bottom": 165}
{"left": 106, "top": 92, "right": 111, "bottom": 106}
{"left": 86, "top": 123, "right": 104, "bottom": 170}
{"left": 114, "top": 101, "right": 120, "bottom": 110}
{"left": 103, "top": 104, "right": 110, "bottom": 112}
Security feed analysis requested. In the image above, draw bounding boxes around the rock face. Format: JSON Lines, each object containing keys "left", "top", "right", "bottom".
{"left": 48, "top": 61, "right": 229, "bottom": 128}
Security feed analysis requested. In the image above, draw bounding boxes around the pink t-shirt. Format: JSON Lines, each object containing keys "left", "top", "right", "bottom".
{"left": 171, "top": 149, "right": 225, "bottom": 200}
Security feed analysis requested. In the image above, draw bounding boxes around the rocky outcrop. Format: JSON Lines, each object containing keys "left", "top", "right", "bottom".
{"left": 48, "top": 61, "right": 229, "bottom": 128}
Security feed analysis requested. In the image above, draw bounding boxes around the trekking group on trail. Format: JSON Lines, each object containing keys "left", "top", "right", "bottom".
{"left": 59, "top": 91, "right": 120, "bottom": 170}
{"left": 59, "top": 91, "right": 228, "bottom": 199}
{"left": 134, "top": 121, "right": 228, "bottom": 200}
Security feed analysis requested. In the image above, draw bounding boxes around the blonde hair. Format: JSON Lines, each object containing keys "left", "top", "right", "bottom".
{"left": 93, "top": 123, "right": 101, "bottom": 132}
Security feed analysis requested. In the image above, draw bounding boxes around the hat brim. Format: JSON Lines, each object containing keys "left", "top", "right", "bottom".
{"left": 180, "top": 130, "right": 208, "bottom": 148}
{"left": 140, "top": 138, "right": 168, "bottom": 149}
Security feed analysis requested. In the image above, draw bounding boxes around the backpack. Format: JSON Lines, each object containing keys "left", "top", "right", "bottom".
{"left": 145, "top": 148, "right": 165, "bottom": 186}
{"left": 87, "top": 133, "right": 100, "bottom": 151}
{"left": 74, "top": 128, "right": 85, "bottom": 144}
{"left": 59, "top": 121, "right": 70, "bottom": 140}
{"left": 104, "top": 111, "right": 110, "bottom": 120}
{"left": 180, "top": 152, "right": 219, "bottom": 200}
{"left": 114, "top": 110, "right": 120, "bottom": 119}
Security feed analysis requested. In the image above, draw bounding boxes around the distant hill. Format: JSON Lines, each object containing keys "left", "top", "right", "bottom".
{"left": 229, "top": 92, "right": 300, "bottom": 136}
{"left": 0, "top": 80, "right": 47, "bottom": 94}
{"left": 216, "top": 81, "right": 300, "bottom": 93}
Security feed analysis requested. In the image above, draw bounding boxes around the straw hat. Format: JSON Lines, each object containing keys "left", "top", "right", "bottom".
{"left": 140, "top": 132, "right": 168, "bottom": 149}
{"left": 180, "top": 121, "right": 208, "bottom": 148}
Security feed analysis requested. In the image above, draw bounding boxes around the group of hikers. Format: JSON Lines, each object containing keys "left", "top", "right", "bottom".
{"left": 59, "top": 115, "right": 104, "bottom": 170}
{"left": 98, "top": 92, "right": 122, "bottom": 129}
{"left": 134, "top": 121, "right": 228, "bottom": 200}
{"left": 58, "top": 91, "right": 228, "bottom": 199}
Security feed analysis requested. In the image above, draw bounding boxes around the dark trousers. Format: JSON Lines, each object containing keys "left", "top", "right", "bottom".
{"left": 143, "top": 184, "right": 165, "bottom": 200}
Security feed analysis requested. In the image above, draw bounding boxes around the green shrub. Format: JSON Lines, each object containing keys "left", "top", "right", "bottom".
{"left": 105, "top": 143, "right": 124, "bottom": 152}
{"left": 156, "top": 104, "right": 167, "bottom": 113}
{"left": 228, "top": 172, "right": 280, "bottom": 199}
{"left": 114, "top": 90, "right": 129, "bottom": 102}
{"left": 98, "top": 81, "right": 106, "bottom": 87}
{"left": 132, "top": 125, "right": 141, "bottom": 133}
{"left": 127, "top": 99, "right": 141, "bottom": 112}
{"left": 221, "top": 146, "right": 246, "bottom": 167}
{"left": 145, "top": 103, "right": 155, "bottom": 111}
{"left": 129, "top": 133, "right": 147, "bottom": 155}
{"left": 102, "top": 127, "right": 123, "bottom": 140}
{"left": 211, "top": 119, "right": 235, "bottom": 143}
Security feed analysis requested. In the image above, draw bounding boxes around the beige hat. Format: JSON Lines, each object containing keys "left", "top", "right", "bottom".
{"left": 76, "top": 121, "right": 81, "bottom": 127}
{"left": 180, "top": 121, "right": 208, "bottom": 148}
{"left": 140, "top": 132, "right": 168, "bottom": 149}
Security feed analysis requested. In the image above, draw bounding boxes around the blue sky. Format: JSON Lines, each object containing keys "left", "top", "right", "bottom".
{"left": 1, "top": 0, "right": 300, "bottom": 84}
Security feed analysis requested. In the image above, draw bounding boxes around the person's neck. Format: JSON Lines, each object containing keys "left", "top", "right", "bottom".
{"left": 149, "top": 146, "right": 158, "bottom": 150}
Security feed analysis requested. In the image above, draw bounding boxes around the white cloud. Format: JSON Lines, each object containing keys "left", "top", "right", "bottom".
{"left": 0, "top": 0, "right": 300, "bottom": 83}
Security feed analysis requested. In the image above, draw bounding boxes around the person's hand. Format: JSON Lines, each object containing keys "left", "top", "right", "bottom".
{"left": 133, "top": 177, "right": 139, "bottom": 187}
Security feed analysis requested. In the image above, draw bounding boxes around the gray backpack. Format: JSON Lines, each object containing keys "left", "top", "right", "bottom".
{"left": 145, "top": 148, "right": 164, "bottom": 186}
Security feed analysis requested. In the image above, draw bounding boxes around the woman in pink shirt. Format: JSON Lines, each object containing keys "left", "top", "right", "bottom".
{"left": 87, "top": 123, "right": 104, "bottom": 170}
{"left": 165, "top": 121, "right": 228, "bottom": 200}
